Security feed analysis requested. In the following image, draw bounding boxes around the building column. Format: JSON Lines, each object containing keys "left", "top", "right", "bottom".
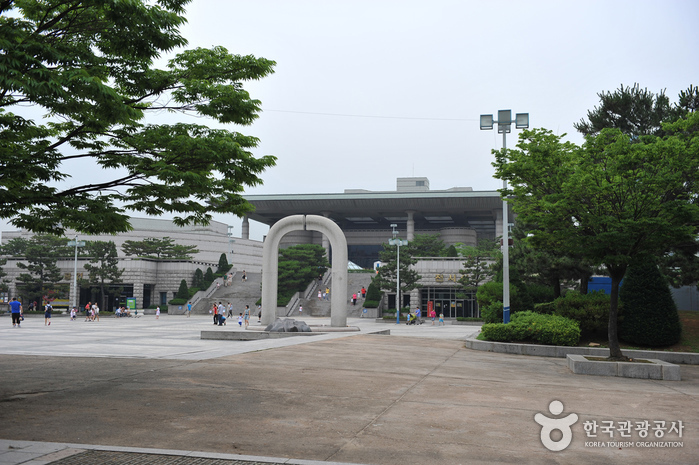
{"left": 406, "top": 210, "right": 415, "bottom": 241}
{"left": 493, "top": 208, "right": 503, "bottom": 240}
{"left": 321, "top": 212, "right": 331, "bottom": 260}
{"left": 241, "top": 215, "right": 250, "bottom": 240}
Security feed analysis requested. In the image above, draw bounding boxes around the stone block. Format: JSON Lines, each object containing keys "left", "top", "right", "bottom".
{"left": 617, "top": 361, "right": 662, "bottom": 379}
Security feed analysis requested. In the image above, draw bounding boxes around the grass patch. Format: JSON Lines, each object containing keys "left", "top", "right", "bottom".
{"left": 580, "top": 311, "right": 699, "bottom": 353}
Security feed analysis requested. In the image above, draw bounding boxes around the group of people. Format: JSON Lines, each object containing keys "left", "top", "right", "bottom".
{"left": 406, "top": 306, "right": 445, "bottom": 326}
{"left": 83, "top": 302, "right": 100, "bottom": 322}
{"left": 315, "top": 286, "right": 368, "bottom": 305}
{"left": 351, "top": 286, "right": 367, "bottom": 305}
{"left": 222, "top": 270, "right": 247, "bottom": 287}
{"left": 211, "top": 302, "right": 259, "bottom": 327}
{"left": 114, "top": 306, "right": 134, "bottom": 318}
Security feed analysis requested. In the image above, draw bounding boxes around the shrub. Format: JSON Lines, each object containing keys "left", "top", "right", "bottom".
{"left": 525, "top": 283, "right": 555, "bottom": 305}
{"left": 480, "top": 311, "right": 580, "bottom": 346}
{"left": 619, "top": 254, "right": 682, "bottom": 347}
{"left": 364, "top": 300, "right": 380, "bottom": 308}
{"left": 476, "top": 281, "right": 503, "bottom": 309}
{"left": 365, "top": 279, "right": 382, "bottom": 301}
{"left": 533, "top": 301, "right": 556, "bottom": 315}
{"left": 168, "top": 298, "right": 187, "bottom": 305}
{"left": 554, "top": 291, "right": 610, "bottom": 334}
{"left": 175, "top": 279, "right": 189, "bottom": 300}
{"left": 216, "top": 253, "right": 229, "bottom": 274}
{"left": 192, "top": 268, "right": 204, "bottom": 288}
{"left": 481, "top": 301, "right": 503, "bottom": 324}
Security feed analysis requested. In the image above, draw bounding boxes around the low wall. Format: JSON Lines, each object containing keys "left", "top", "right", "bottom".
{"left": 465, "top": 338, "right": 699, "bottom": 365}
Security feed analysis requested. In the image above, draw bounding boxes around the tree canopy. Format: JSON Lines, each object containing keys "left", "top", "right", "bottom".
{"left": 121, "top": 236, "right": 198, "bottom": 259}
{"left": 82, "top": 240, "right": 124, "bottom": 308}
{"left": 1, "top": 233, "right": 71, "bottom": 303}
{"left": 277, "top": 244, "right": 329, "bottom": 301}
{"left": 374, "top": 241, "right": 421, "bottom": 306}
{"left": 574, "top": 83, "right": 699, "bottom": 138}
{"left": 493, "top": 112, "right": 699, "bottom": 359}
{"left": 0, "top": 0, "right": 276, "bottom": 234}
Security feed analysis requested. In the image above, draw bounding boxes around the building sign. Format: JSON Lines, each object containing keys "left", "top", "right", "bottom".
{"left": 434, "top": 273, "right": 461, "bottom": 283}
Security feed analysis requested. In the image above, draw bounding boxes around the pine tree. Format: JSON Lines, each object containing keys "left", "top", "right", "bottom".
{"left": 619, "top": 254, "right": 682, "bottom": 346}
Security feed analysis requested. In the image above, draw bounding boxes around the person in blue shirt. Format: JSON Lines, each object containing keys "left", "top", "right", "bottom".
{"left": 9, "top": 297, "right": 22, "bottom": 328}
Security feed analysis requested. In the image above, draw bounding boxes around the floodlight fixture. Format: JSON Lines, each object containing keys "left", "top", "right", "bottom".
{"left": 480, "top": 114, "right": 493, "bottom": 130}
{"left": 515, "top": 113, "right": 529, "bottom": 129}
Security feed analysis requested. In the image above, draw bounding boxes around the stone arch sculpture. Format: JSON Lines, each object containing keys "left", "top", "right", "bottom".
{"left": 261, "top": 215, "right": 349, "bottom": 327}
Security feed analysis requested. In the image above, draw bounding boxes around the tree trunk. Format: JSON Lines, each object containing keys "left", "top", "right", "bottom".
{"left": 607, "top": 266, "right": 627, "bottom": 360}
{"left": 580, "top": 274, "right": 590, "bottom": 294}
{"left": 551, "top": 276, "right": 561, "bottom": 299}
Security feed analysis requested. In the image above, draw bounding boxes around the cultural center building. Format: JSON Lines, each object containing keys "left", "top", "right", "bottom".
{"left": 242, "top": 177, "right": 511, "bottom": 318}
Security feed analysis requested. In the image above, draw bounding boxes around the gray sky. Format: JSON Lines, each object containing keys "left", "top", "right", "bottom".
{"left": 4, "top": 0, "right": 699, "bottom": 241}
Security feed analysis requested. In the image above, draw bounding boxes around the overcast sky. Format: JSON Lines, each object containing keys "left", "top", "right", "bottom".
{"left": 3, "top": 0, "right": 699, "bottom": 241}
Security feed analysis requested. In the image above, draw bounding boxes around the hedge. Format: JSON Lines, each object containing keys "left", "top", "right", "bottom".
{"left": 480, "top": 311, "right": 581, "bottom": 346}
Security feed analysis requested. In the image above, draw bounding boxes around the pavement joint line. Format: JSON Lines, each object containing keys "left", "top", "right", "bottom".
{"left": 0, "top": 441, "right": 373, "bottom": 465}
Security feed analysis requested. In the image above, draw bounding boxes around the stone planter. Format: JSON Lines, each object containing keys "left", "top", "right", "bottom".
{"left": 566, "top": 354, "right": 680, "bottom": 381}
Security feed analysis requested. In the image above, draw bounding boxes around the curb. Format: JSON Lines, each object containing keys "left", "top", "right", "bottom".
{"left": 464, "top": 338, "right": 699, "bottom": 365}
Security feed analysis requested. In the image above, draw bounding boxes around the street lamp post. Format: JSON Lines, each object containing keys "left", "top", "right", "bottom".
{"left": 480, "top": 110, "right": 529, "bottom": 324}
{"left": 388, "top": 223, "right": 408, "bottom": 325}
{"left": 227, "top": 225, "right": 235, "bottom": 266}
{"left": 67, "top": 236, "right": 86, "bottom": 310}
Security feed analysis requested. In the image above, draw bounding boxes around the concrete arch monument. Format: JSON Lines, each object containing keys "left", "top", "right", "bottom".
{"left": 261, "top": 215, "right": 348, "bottom": 327}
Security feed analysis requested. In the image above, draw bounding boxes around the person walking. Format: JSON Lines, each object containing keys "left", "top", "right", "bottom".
{"left": 438, "top": 312, "right": 445, "bottom": 326}
{"left": 44, "top": 302, "right": 53, "bottom": 326}
{"left": 227, "top": 302, "right": 233, "bottom": 318}
{"left": 187, "top": 301, "right": 192, "bottom": 317}
{"left": 9, "top": 297, "right": 22, "bottom": 328}
{"left": 243, "top": 305, "right": 250, "bottom": 328}
{"left": 92, "top": 303, "right": 100, "bottom": 322}
{"left": 299, "top": 305, "right": 303, "bottom": 315}
{"left": 155, "top": 306, "right": 160, "bottom": 319}
{"left": 257, "top": 305, "right": 262, "bottom": 323}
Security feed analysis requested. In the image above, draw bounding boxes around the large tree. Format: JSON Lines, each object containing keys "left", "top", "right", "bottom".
{"left": 82, "top": 240, "right": 124, "bottom": 310}
{"left": 277, "top": 245, "right": 329, "bottom": 301}
{"left": 0, "top": 0, "right": 276, "bottom": 235}
{"left": 1, "top": 234, "right": 71, "bottom": 304}
{"left": 493, "top": 113, "right": 699, "bottom": 359}
{"left": 574, "top": 83, "right": 699, "bottom": 138}
{"left": 374, "top": 242, "right": 421, "bottom": 309}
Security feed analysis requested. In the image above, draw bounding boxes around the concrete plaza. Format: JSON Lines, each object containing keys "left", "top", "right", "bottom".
{"left": 0, "top": 314, "right": 697, "bottom": 465}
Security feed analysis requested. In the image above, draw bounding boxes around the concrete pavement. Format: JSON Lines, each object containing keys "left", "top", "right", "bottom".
{"left": 0, "top": 314, "right": 697, "bottom": 464}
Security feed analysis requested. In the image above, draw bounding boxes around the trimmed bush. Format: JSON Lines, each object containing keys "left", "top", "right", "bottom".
{"left": 553, "top": 291, "right": 610, "bottom": 334}
{"left": 533, "top": 301, "right": 556, "bottom": 315}
{"left": 619, "top": 254, "right": 682, "bottom": 347}
{"left": 481, "top": 301, "right": 503, "bottom": 324}
{"left": 480, "top": 311, "right": 580, "bottom": 346}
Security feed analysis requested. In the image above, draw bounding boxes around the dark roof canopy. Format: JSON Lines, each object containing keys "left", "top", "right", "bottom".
{"left": 244, "top": 190, "right": 510, "bottom": 237}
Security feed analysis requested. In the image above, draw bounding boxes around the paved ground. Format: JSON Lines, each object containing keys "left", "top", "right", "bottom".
{"left": 0, "top": 314, "right": 697, "bottom": 465}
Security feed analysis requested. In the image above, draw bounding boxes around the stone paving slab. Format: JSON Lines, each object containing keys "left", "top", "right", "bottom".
{"left": 0, "top": 315, "right": 697, "bottom": 465}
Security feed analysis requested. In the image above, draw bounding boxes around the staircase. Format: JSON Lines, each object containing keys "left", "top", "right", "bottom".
{"left": 197, "top": 271, "right": 261, "bottom": 316}
{"left": 300, "top": 273, "right": 374, "bottom": 317}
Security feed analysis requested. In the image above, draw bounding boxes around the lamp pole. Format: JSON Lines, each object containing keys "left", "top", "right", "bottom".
{"left": 480, "top": 110, "right": 529, "bottom": 324}
{"left": 388, "top": 223, "right": 408, "bottom": 324}
{"left": 67, "top": 236, "right": 86, "bottom": 310}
